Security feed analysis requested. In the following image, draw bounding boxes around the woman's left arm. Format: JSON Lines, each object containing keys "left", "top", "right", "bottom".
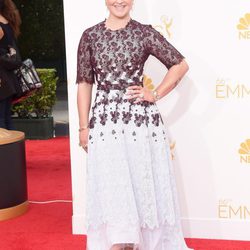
{"left": 129, "top": 59, "right": 188, "bottom": 104}
{"left": 127, "top": 24, "right": 189, "bottom": 103}
{"left": 152, "top": 59, "right": 189, "bottom": 101}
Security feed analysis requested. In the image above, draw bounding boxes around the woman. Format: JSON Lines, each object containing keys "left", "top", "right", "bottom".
{"left": 77, "top": 0, "right": 192, "bottom": 249}
{"left": 0, "top": 0, "right": 21, "bottom": 129}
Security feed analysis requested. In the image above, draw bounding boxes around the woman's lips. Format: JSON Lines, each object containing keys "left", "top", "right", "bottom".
{"left": 113, "top": 4, "right": 127, "bottom": 11}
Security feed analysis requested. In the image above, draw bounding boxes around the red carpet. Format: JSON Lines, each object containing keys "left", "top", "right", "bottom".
{"left": 0, "top": 137, "right": 249, "bottom": 249}
{"left": 0, "top": 137, "right": 85, "bottom": 250}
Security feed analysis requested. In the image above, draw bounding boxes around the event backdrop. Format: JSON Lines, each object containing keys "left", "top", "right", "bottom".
{"left": 63, "top": 0, "right": 250, "bottom": 240}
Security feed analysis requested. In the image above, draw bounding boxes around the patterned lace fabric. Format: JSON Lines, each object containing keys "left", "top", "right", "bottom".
{"left": 76, "top": 18, "right": 184, "bottom": 87}
{"left": 76, "top": 19, "right": 184, "bottom": 130}
{"left": 76, "top": 19, "right": 192, "bottom": 250}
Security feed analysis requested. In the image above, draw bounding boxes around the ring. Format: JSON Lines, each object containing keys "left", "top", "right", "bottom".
{"left": 139, "top": 93, "right": 144, "bottom": 99}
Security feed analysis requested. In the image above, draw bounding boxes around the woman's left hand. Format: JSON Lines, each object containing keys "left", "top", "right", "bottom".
{"left": 125, "top": 85, "right": 155, "bottom": 104}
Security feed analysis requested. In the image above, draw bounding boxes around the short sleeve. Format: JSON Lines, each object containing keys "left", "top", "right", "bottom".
{"left": 144, "top": 25, "right": 185, "bottom": 69}
{"left": 76, "top": 30, "right": 95, "bottom": 84}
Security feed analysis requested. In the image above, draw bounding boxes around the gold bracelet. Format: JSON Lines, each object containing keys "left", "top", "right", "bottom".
{"left": 78, "top": 125, "right": 89, "bottom": 132}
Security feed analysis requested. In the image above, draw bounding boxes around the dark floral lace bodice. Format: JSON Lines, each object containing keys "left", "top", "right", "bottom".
{"left": 76, "top": 19, "right": 184, "bottom": 90}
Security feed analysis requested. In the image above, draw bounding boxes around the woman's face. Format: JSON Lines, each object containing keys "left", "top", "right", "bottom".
{"left": 106, "top": 0, "right": 133, "bottom": 18}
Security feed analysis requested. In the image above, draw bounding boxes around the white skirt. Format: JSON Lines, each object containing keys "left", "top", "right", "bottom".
{"left": 86, "top": 89, "right": 193, "bottom": 250}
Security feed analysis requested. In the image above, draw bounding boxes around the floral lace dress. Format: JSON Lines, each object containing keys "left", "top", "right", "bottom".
{"left": 76, "top": 19, "right": 192, "bottom": 250}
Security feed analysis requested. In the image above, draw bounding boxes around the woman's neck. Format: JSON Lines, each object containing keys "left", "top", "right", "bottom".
{"left": 106, "top": 14, "right": 131, "bottom": 30}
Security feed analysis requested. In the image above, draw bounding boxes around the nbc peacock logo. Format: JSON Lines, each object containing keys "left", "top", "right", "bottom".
{"left": 237, "top": 13, "right": 250, "bottom": 39}
{"left": 238, "top": 139, "right": 250, "bottom": 164}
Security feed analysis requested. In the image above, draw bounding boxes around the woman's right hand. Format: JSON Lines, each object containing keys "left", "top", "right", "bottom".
{"left": 79, "top": 129, "right": 89, "bottom": 153}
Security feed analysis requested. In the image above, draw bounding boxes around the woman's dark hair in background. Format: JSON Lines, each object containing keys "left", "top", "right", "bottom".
{"left": 0, "top": 0, "right": 21, "bottom": 37}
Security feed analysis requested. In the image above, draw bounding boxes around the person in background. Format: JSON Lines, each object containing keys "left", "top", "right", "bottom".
{"left": 0, "top": 0, "right": 21, "bottom": 129}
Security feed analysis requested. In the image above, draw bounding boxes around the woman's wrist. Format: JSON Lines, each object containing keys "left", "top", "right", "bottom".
{"left": 79, "top": 123, "right": 89, "bottom": 132}
{"left": 151, "top": 89, "right": 161, "bottom": 102}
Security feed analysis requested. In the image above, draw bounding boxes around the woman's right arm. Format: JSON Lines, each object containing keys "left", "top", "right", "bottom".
{"left": 76, "top": 29, "right": 94, "bottom": 152}
{"left": 77, "top": 82, "right": 93, "bottom": 153}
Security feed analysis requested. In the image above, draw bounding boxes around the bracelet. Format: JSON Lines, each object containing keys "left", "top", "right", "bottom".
{"left": 78, "top": 125, "right": 89, "bottom": 132}
{"left": 152, "top": 89, "right": 161, "bottom": 102}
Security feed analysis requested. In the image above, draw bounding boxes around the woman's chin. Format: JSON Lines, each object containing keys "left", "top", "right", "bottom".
{"left": 111, "top": 12, "right": 130, "bottom": 19}
{"left": 110, "top": 8, "right": 130, "bottom": 18}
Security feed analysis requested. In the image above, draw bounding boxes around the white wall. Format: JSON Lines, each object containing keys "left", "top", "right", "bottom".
{"left": 63, "top": 0, "right": 250, "bottom": 240}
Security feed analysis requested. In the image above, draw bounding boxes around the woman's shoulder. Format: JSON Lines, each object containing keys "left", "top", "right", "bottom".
{"left": 0, "top": 21, "right": 7, "bottom": 32}
{"left": 0, "top": 21, "right": 12, "bottom": 32}
{"left": 81, "top": 20, "right": 105, "bottom": 35}
{"left": 0, "top": 22, "right": 14, "bottom": 38}
{"left": 0, "top": 22, "right": 9, "bottom": 40}
{"left": 130, "top": 19, "right": 157, "bottom": 35}
{"left": 131, "top": 19, "right": 153, "bottom": 28}
{"left": 78, "top": 20, "right": 105, "bottom": 43}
